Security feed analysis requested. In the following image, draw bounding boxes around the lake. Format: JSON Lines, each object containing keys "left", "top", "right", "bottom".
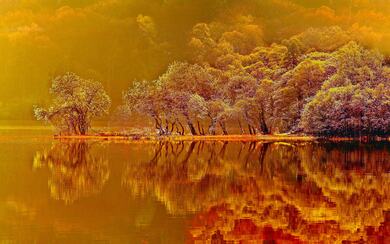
{"left": 0, "top": 135, "right": 389, "bottom": 243}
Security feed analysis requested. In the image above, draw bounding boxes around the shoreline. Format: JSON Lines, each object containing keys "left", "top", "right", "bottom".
{"left": 52, "top": 134, "right": 390, "bottom": 142}
{"left": 54, "top": 134, "right": 316, "bottom": 142}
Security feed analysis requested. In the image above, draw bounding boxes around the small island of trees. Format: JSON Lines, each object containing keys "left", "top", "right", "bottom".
{"left": 34, "top": 26, "right": 390, "bottom": 139}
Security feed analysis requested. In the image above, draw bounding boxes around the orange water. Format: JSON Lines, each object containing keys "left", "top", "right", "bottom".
{"left": 0, "top": 132, "right": 388, "bottom": 243}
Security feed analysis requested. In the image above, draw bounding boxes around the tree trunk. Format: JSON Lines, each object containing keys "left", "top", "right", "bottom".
{"left": 177, "top": 120, "right": 185, "bottom": 135}
{"left": 208, "top": 118, "right": 217, "bottom": 135}
{"left": 80, "top": 124, "right": 87, "bottom": 135}
{"left": 69, "top": 118, "right": 77, "bottom": 135}
{"left": 154, "top": 117, "right": 164, "bottom": 135}
{"left": 252, "top": 126, "right": 257, "bottom": 134}
{"left": 79, "top": 118, "right": 88, "bottom": 135}
{"left": 219, "top": 121, "right": 228, "bottom": 135}
{"left": 238, "top": 119, "right": 244, "bottom": 134}
{"left": 197, "top": 121, "right": 204, "bottom": 135}
{"left": 165, "top": 119, "right": 169, "bottom": 132}
{"left": 78, "top": 112, "right": 89, "bottom": 135}
{"left": 258, "top": 109, "right": 270, "bottom": 134}
{"left": 186, "top": 117, "right": 197, "bottom": 135}
{"left": 248, "top": 124, "right": 253, "bottom": 135}
{"left": 244, "top": 111, "right": 254, "bottom": 135}
{"left": 170, "top": 121, "right": 176, "bottom": 134}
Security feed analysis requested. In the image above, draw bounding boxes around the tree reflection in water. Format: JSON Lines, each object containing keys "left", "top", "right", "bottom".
{"left": 122, "top": 141, "right": 390, "bottom": 243}
{"left": 34, "top": 140, "right": 109, "bottom": 204}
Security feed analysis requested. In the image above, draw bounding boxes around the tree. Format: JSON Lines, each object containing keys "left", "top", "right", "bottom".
{"left": 300, "top": 84, "right": 390, "bottom": 137}
{"left": 234, "top": 98, "right": 258, "bottom": 135}
{"left": 189, "top": 16, "right": 264, "bottom": 67}
{"left": 272, "top": 56, "right": 330, "bottom": 132}
{"left": 255, "top": 79, "right": 274, "bottom": 134}
{"left": 34, "top": 73, "right": 111, "bottom": 135}
{"left": 206, "top": 99, "right": 230, "bottom": 135}
{"left": 160, "top": 62, "right": 218, "bottom": 135}
{"left": 285, "top": 26, "right": 351, "bottom": 53}
{"left": 188, "top": 94, "right": 208, "bottom": 135}
{"left": 242, "top": 44, "right": 289, "bottom": 81}
{"left": 122, "top": 79, "right": 167, "bottom": 135}
{"left": 300, "top": 42, "right": 390, "bottom": 137}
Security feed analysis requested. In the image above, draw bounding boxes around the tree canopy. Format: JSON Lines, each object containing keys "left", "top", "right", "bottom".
{"left": 120, "top": 26, "right": 390, "bottom": 137}
{"left": 34, "top": 73, "right": 111, "bottom": 135}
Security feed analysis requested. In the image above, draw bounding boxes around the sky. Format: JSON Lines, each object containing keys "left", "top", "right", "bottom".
{"left": 0, "top": 0, "right": 389, "bottom": 120}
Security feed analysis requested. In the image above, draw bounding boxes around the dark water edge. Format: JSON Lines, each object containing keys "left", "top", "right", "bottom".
{"left": 0, "top": 129, "right": 388, "bottom": 243}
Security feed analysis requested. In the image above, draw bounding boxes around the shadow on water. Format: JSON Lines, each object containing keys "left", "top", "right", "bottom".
{"left": 122, "top": 140, "right": 390, "bottom": 243}
{"left": 33, "top": 140, "right": 109, "bottom": 204}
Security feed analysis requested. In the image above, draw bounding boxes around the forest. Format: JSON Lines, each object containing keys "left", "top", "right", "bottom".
{"left": 35, "top": 26, "right": 390, "bottom": 137}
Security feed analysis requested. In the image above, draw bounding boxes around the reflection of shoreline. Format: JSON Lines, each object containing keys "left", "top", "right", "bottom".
{"left": 122, "top": 141, "right": 390, "bottom": 243}
{"left": 33, "top": 141, "right": 110, "bottom": 204}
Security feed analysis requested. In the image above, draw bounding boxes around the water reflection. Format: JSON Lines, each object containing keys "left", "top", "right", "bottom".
{"left": 122, "top": 141, "right": 390, "bottom": 243}
{"left": 33, "top": 140, "right": 109, "bottom": 204}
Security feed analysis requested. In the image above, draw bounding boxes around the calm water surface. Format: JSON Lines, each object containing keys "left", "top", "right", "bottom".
{"left": 0, "top": 134, "right": 389, "bottom": 243}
